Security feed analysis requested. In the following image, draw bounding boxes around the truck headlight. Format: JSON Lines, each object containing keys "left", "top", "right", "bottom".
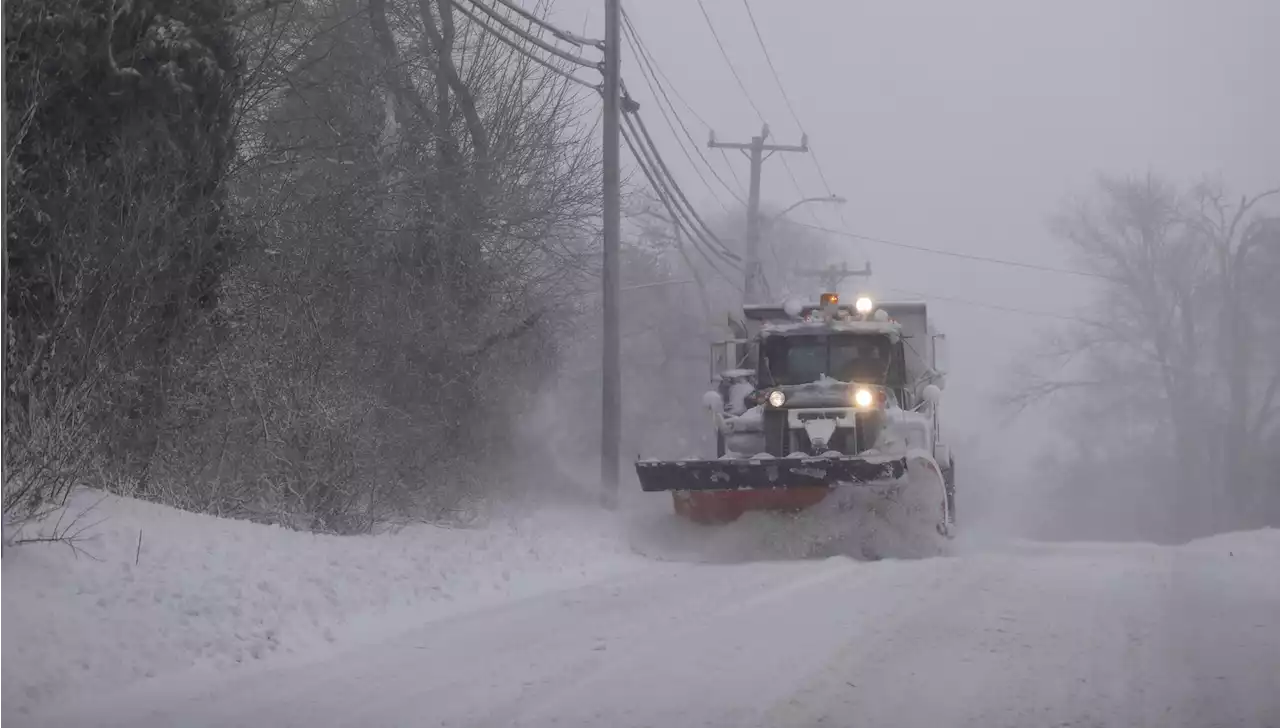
{"left": 767, "top": 390, "right": 786, "bottom": 408}
{"left": 853, "top": 387, "right": 874, "bottom": 408}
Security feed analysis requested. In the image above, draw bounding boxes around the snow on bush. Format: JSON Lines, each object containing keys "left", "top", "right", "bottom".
{"left": 1, "top": 489, "right": 642, "bottom": 719}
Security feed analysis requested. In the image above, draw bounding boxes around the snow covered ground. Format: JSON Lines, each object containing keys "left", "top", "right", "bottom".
{"left": 2, "top": 489, "right": 645, "bottom": 722}
{"left": 5, "top": 488, "right": 1280, "bottom": 727}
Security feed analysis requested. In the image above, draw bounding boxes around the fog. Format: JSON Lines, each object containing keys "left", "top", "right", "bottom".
{"left": 545, "top": 0, "right": 1280, "bottom": 541}
{"left": 7, "top": 0, "right": 1277, "bottom": 543}
{"left": 9, "top": 2, "right": 1280, "bottom": 721}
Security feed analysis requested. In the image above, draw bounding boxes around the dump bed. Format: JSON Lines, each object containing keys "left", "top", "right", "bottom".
{"left": 877, "top": 301, "right": 932, "bottom": 385}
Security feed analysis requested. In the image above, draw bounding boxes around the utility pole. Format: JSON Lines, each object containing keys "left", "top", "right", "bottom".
{"left": 599, "top": 0, "right": 621, "bottom": 509}
{"left": 794, "top": 261, "right": 873, "bottom": 294}
{"left": 709, "top": 124, "right": 809, "bottom": 304}
{"left": 0, "top": 0, "right": 8, "bottom": 555}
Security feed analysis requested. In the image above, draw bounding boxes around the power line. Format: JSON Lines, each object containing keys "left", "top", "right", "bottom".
{"left": 459, "top": 2, "right": 1086, "bottom": 324}
{"left": 620, "top": 9, "right": 710, "bottom": 128}
{"left": 719, "top": 148, "right": 746, "bottom": 192}
{"left": 456, "top": 0, "right": 597, "bottom": 68}
{"left": 623, "top": 69, "right": 730, "bottom": 211}
{"left": 621, "top": 112, "right": 741, "bottom": 275}
{"left": 622, "top": 6, "right": 746, "bottom": 201}
{"left": 621, "top": 10, "right": 744, "bottom": 207}
{"left": 694, "top": 0, "right": 766, "bottom": 124}
{"left": 619, "top": 55, "right": 730, "bottom": 213}
{"left": 793, "top": 221, "right": 1112, "bottom": 281}
{"left": 622, "top": 278, "right": 697, "bottom": 292}
{"left": 804, "top": 140, "right": 839, "bottom": 200}
{"left": 740, "top": 0, "right": 798, "bottom": 132}
{"left": 488, "top": 0, "right": 600, "bottom": 47}
{"left": 430, "top": 0, "right": 746, "bottom": 291}
{"left": 450, "top": 1, "right": 600, "bottom": 90}
{"left": 621, "top": 123, "right": 741, "bottom": 283}
{"left": 738, "top": 0, "right": 840, "bottom": 203}
{"left": 450, "top": 0, "right": 739, "bottom": 286}
{"left": 627, "top": 105, "right": 741, "bottom": 263}
{"left": 885, "top": 286, "right": 1097, "bottom": 324}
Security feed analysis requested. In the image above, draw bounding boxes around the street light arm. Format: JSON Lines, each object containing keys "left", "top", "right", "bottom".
{"left": 766, "top": 194, "right": 847, "bottom": 226}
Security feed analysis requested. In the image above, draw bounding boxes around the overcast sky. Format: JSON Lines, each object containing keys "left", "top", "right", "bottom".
{"left": 548, "top": 0, "right": 1280, "bottom": 507}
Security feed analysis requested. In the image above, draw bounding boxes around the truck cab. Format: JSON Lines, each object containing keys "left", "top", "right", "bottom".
{"left": 710, "top": 295, "right": 952, "bottom": 487}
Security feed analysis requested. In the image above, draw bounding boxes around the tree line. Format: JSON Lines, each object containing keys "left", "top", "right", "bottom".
{"left": 1014, "top": 175, "right": 1280, "bottom": 540}
{"left": 4, "top": 0, "right": 603, "bottom": 532}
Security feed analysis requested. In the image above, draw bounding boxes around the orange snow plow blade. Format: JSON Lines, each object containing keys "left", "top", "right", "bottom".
{"left": 635, "top": 455, "right": 907, "bottom": 493}
{"left": 638, "top": 454, "right": 910, "bottom": 524}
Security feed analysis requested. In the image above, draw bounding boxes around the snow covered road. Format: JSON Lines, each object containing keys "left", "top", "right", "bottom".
{"left": 24, "top": 531, "right": 1280, "bottom": 728}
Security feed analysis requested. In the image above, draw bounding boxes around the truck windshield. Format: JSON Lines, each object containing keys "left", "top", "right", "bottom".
{"left": 761, "top": 334, "right": 896, "bottom": 386}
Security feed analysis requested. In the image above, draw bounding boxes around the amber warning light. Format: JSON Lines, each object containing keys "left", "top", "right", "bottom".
{"left": 819, "top": 293, "right": 839, "bottom": 306}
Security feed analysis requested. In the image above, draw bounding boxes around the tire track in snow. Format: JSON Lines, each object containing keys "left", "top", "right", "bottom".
{"left": 476, "top": 556, "right": 963, "bottom": 728}
{"left": 756, "top": 553, "right": 1005, "bottom": 726}
{"left": 467, "top": 557, "right": 873, "bottom": 728}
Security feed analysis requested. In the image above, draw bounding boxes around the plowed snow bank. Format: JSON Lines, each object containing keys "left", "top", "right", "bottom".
{"left": 2, "top": 489, "right": 643, "bottom": 720}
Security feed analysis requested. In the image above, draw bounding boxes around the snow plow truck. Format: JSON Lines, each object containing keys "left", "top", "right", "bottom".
{"left": 635, "top": 293, "right": 956, "bottom": 532}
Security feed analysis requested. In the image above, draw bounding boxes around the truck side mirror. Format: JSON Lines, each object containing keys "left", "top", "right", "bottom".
{"left": 932, "top": 333, "right": 950, "bottom": 375}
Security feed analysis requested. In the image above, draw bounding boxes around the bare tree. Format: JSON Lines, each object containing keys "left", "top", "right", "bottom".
{"left": 140, "top": 0, "right": 605, "bottom": 530}
{"left": 1184, "top": 182, "right": 1280, "bottom": 509}
{"left": 1011, "top": 173, "right": 1280, "bottom": 537}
